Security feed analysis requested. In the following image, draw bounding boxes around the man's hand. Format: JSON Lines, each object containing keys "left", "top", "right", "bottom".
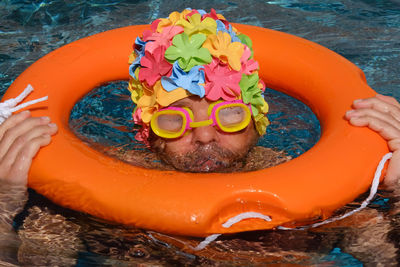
{"left": 0, "top": 111, "right": 57, "bottom": 186}
{"left": 345, "top": 94, "right": 400, "bottom": 188}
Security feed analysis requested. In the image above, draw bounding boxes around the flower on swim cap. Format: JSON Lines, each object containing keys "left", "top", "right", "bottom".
{"left": 128, "top": 8, "right": 269, "bottom": 144}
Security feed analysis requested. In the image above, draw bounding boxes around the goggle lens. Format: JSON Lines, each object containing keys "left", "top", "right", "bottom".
{"left": 157, "top": 114, "right": 183, "bottom": 132}
{"left": 215, "top": 103, "right": 251, "bottom": 132}
{"left": 150, "top": 110, "right": 186, "bottom": 138}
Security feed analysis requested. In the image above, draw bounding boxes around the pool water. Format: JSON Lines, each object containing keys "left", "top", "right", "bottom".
{"left": 1, "top": 0, "right": 400, "bottom": 266}
{"left": 69, "top": 81, "right": 320, "bottom": 161}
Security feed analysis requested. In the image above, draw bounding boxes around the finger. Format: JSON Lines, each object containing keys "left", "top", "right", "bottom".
{"left": 345, "top": 108, "right": 400, "bottom": 130}
{"left": 0, "top": 116, "right": 51, "bottom": 160}
{"left": 352, "top": 97, "right": 400, "bottom": 122}
{"left": 347, "top": 114, "right": 400, "bottom": 141}
{"left": 383, "top": 150, "right": 400, "bottom": 189}
{"left": 0, "top": 123, "right": 57, "bottom": 168}
{"left": 0, "top": 111, "right": 31, "bottom": 139}
{"left": 376, "top": 94, "right": 400, "bottom": 108}
{"left": 388, "top": 139, "right": 400, "bottom": 151}
{"left": 6, "top": 134, "right": 52, "bottom": 185}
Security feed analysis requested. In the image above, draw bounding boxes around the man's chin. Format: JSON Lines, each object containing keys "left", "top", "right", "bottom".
{"left": 174, "top": 158, "right": 239, "bottom": 173}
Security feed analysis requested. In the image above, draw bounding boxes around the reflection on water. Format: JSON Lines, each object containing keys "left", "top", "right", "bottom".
{"left": 1, "top": 0, "right": 400, "bottom": 266}
{"left": 1, "top": 188, "right": 398, "bottom": 266}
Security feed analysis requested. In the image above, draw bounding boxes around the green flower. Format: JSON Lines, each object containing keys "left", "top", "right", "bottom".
{"left": 165, "top": 33, "right": 212, "bottom": 72}
{"left": 238, "top": 33, "right": 253, "bottom": 58}
{"left": 239, "top": 73, "right": 265, "bottom": 116}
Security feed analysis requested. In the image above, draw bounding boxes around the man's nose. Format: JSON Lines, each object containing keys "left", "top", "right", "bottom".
{"left": 191, "top": 124, "right": 218, "bottom": 145}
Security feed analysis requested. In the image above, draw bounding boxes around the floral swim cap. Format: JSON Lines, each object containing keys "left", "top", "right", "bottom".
{"left": 128, "top": 8, "right": 269, "bottom": 144}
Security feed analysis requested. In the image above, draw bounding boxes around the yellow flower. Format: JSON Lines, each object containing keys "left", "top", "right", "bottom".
{"left": 140, "top": 105, "right": 159, "bottom": 123}
{"left": 176, "top": 13, "right": 217, "bottom": 37}
{"left": 131, "top": 68, "right": 157, "bottom": 120}
{"left": 203, "top": 31, "right": 244, "bottom": 71}
{"left": 259, "top": 99, "right": 269, "bottom": 114}
{"left": 253, "top": 98, "right": 269, "bottom": 135}
{"left": 128, "top": 80, "right": 142, "bottom": 104}
{"left": 128, "top": 69, "right": 146, "bottom": 104}
{"left": 136, "top": 84, "right": 158, "bottom": 123}
{"left": 156, "top": 9, "right": 192, "bottom": 32}
{"left": 128, "top": 51, "right": 136, "bottom": 64}
{"left": 254, "top": 113, "right": 270, "bottom": 136}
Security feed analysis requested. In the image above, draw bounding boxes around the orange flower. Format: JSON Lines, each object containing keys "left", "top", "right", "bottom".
{"left": 154, "top": 81, "right": 190, "bottom": 107}
{"left": 134, "top": 81, "right": 191, "bottom": 123}
{"left": 203, "top": 31, "right": 244, "bottom": 71}
{"left": 156, "top": 9, "right": 192, "bottom": 32}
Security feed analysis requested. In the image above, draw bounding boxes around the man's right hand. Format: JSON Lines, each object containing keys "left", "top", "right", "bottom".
{"left": 0, "top": 111, "right": 57, "bottom": 186}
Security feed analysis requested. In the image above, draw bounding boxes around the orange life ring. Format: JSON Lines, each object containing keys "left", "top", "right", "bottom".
{"left": 3, "top": 24, "right": 388, "bottom": 237}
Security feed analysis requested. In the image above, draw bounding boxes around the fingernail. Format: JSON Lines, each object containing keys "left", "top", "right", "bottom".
{"left": 40, "top": 116, "right": 50, "bottom": 123}
{"left": 48, "top": 123, "right": 57, "bottom": 128}
{"left": 346, "top": 110, "right": 355, "bottom": 115}
{"left": 21, "top": 110, "right": 30, "bottom": 115}
{"left": 353, "top": 99, "right": 362, "bottom": 104}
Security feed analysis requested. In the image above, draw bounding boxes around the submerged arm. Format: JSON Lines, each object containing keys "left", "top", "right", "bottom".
{"left": 0, "top": 111, "right": 57, "bottom": 227}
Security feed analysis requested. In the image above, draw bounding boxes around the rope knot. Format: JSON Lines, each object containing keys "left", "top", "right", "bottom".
{"left": 0, "top": 84, "right": 48, "bottom": 124}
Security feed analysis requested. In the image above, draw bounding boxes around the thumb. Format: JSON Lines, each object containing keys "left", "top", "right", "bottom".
{"left": 383, "top": 150, "right": 400, "bottom": 188}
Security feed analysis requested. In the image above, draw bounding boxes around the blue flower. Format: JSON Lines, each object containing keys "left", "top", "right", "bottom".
{"left": 129, "top": 57, "right": 141, "bottom": 79}
{"left": 216, "top": 20, "right": 241, "bottom": 43}
{"left": 197, "top": 9, "right": 207, "bottom": 16}
{"left": 129, "top": 37, "right": 147, "bottom": 79}
{"left": 135, "top": 36, "right": 147, "bottom": 55}
{"left": 161, "top": 62, "right": 205, "bottom": 97}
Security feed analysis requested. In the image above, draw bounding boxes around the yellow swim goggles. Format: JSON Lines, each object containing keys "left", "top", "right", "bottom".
{"left": 150, "top": 100, "right": 253, "bottom": 139}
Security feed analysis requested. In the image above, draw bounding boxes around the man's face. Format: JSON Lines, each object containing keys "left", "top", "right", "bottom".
{"left": 150, "top": 96, "right": 259, "bottom": 172}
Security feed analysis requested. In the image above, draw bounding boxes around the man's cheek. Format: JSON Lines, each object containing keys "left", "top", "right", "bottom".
{"left": 218, "top": 135, "right": 249, "bottom": 154}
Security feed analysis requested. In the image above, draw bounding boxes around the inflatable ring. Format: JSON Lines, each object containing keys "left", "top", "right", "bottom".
{"left": 4, "top": 24, "right": 388, "bottom": 237}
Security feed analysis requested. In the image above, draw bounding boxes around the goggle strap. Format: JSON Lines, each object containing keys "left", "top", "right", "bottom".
{"left": 190, "top": 119, "right": 213, "bottom": 128}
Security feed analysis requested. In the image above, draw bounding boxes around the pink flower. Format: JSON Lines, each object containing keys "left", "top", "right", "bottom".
{"left": 133, "top": 108, "right": 150, "bottom": 146}
{"left": 142, "top": 20, "right": 161, "bottom": 41}
{"left": 151, "top": 19, "right": 161, "bottom": 32}
{"left": 133, "top": 107, "right": 142, "bottom": 124}
{"left": 241, "top": 45, "right": 259, "bottom": 75}
{"left": 142, "top": 25, "right": 184, "bottom": 54}
{"left": 259, "top": 79, "right": 266, "bottom": 92}
{"left": 135, "top": 125, "right": 150, "bottom": 147}
{"left": 185, "top": 9, "right": 200, "bottom": 18}
{"left": 203, "top": 58, "right": 242, "bottom": 101}
{"left": 139, "top": 46, "right": 173, "bottom": 87}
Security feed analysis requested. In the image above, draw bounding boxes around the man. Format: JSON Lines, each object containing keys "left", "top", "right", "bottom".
{"left": 0, "top": 8, "right": 399, "bottom": 186}
{"left": 127, "top": 8, "right": 270, "bottom": 172}
{"left": 0, "top": 8, "right": 399, "bottom": 266}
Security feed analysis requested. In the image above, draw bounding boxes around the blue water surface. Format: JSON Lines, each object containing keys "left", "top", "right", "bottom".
{"left": 1, "top": 0, "right": 400, "bottom": 266}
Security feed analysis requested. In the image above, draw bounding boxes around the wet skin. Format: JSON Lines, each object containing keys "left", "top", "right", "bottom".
{"left": 150, "top": 96, "right": 259, "bottom": 172}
